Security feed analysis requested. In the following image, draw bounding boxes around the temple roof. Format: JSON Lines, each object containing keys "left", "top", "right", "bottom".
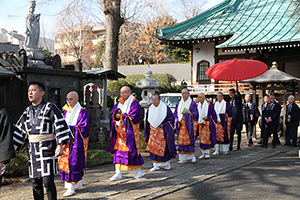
{"left": 156, "top": 0, "right": 300, "bottom": 49}
{"left": 241, "top": 62, "right": 300, "bottom": 83}
{"left": 0, "top": 66, "right": 16, "bottom": 77}
{"left": 83, "top": 69, "right": 126, "bottom": 80}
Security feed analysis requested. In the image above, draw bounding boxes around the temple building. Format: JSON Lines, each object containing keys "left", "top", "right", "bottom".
{"left": 155, "top": 0, "right": 300, "bottom": 90}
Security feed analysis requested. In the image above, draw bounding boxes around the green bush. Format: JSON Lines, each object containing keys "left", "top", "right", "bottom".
{"left": 5, "top": 152, "right": 29, "bottom": 178}
{"left": 107, "top": 73, "right": 181, "bottom": 100}
{"left": 139, "top": 131, "right": 148, "bottom": 152}
{"left": 86, "top": 150, "right": 113, "bottom": 167}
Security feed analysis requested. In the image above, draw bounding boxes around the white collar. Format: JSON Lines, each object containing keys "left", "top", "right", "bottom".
{"left": 198, "top": 100, "right": 209, "bottom": 124}
{"left": 118, "top": 95, "right": 134, "bottom": 114}
{"left": 148, "top": 101, "right": 167, "bottom": 128}
{"left": 178, "top": 96, "right": 192, "bottom": 121}
{"left": 214, "top": 99, "right": 226, "bottom": 122}
{"left": 65, "top": 102, "right": 82, "bottom": 126}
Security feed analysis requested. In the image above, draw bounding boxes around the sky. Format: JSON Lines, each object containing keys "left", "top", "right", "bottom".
{"left": 0, "top": 0, "right": 224, "bottom": 39}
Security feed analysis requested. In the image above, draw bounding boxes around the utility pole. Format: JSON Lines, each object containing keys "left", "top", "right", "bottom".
{"left": 7, "top": 14, "right": 20, "bottom": 44}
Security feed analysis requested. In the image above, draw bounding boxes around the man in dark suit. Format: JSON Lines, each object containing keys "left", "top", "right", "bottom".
{"left": 259, "top": 95, "right": 269, "bottom": 144}
{"left": 260, "top": 95, "right": 281, "bottom": 148}
{"left": 229, "top": 88, "right": 243, "bottom": 151}
{"left": 285, "top": 95, "right": 300, "bottom": 146}
{"left": 242, "top": 94, "right": 260, "bottom": 146}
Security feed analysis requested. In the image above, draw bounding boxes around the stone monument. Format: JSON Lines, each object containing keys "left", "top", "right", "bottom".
{"left": 24, "top": 0, "right": 45, "bottom": 61}
{"left": 136, "top": 65, "right": 161, "bottom": 111}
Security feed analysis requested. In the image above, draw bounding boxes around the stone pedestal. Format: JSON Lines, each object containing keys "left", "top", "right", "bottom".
{"left": 87, "top": 108, "right": 101, "bottom": 126}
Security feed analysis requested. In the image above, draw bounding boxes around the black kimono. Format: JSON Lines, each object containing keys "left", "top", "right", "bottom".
{"left": 13, "top": 99, "right": 72, "bottom": 178}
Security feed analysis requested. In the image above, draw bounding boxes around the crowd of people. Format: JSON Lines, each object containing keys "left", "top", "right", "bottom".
{"left": 108, "top": 86, "right": 300, "bottom": 178}
{"left": 0, "top": 83, "right": 299, "bottom": 199}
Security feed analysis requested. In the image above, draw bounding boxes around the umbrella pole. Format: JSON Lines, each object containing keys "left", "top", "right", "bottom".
{"left": 236, "top": 81, "right": 238, "bottom": 91}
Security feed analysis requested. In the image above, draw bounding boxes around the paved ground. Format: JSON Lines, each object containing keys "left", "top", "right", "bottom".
{"left": 157, "top": 149, "right": 300, "bottom": 200}
{"left": 1, "top": 132, "right": 299, "bottom": 200}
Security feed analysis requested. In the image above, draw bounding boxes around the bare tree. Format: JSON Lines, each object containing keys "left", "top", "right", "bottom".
{"left": 118, "top": 21, "right": 142, "bottom": 65}
{"left": 54, "top": 6, "right": 96, "bottom": 70}
{"left": 136, "top": 11, "right": 177, "bottom": 64}
{"left": 41, "top": 0, "right": 156, "bottom": 70}
{"left": 39, "top": 20, "right": 55, "bottom": 53}
{"left": 99, "top": 0, "right": 124, "bottom": 70}
{"left": 174, "top": 0, "right": 208, "bottom": 20}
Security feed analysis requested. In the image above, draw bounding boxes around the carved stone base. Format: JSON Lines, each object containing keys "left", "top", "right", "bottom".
{"left": 25, "top": 48, "right": 45, "bottom": 60}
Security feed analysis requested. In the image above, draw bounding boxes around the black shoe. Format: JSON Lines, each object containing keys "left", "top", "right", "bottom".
{"left": 259, "top": 144, "right": 267, "bottom": 148}
{"left": 236, "top": 147, "right": 241, "bottom": 151}
{"left": 272, "top": 145, "right": 276, "bottom": 148}
{"left": 258, "top": 141, "right": 262, "bottom": 144}
{"left": 290, "top": 144, "right": 297, "bottom": 147}
{"left": 229, "top": 147, "right": 233, "bottom": 151}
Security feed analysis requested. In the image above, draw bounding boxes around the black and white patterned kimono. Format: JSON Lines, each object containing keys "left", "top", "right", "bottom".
{"left": 13, "top": 99, "right": 72, "bottom": 179}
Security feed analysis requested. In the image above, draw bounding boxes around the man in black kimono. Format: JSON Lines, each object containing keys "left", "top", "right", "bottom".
{"left": 13, "top": 81, "right": 72, "bottom": 200}
{"left": 0, "top": 109, "right": 16, "bottom": 189}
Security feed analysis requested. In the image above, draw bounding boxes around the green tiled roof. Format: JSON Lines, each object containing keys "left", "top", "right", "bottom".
{"left": 155, "top": 0, "right": 300, "bottom": 49}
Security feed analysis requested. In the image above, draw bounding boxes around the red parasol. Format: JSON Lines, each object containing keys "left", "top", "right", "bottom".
{"left": 205, "top": 58, "right": 268, "bottom": 81}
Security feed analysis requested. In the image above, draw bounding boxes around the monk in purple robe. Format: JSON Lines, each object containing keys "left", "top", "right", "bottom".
{"left": 60, "top": 91, "right": 89, "bottom": 197}
{"left": 106, "top": 86, "right": 144, "bottom": 180}
{"left": 144, "top": 94, "right": 177, "bottom": 171}
{"left": 213, "top": 92, "right": 232, "bottom": 156}
{"left": 174, "top": 89, "right": 198, "bottom": 164}
{"left": 197, "top": 93, "right": 217, "bottom": 159}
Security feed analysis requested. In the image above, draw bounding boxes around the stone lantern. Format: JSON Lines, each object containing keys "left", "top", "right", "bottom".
{"left": 136, "top": 66, "right": 161, "bottom": 109}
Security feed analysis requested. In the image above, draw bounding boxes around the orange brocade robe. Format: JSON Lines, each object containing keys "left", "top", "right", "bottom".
{"left": 114, "top": 119, "right": 140, "bottom": 154}
{"left": 178, "top": 118, "right": 198, "bottom": 154}
{"left": 146, "top": 125, "right": 166, "bottom": 157}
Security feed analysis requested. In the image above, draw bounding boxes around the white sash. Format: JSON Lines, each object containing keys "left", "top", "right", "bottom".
{"left": 118, "top": 95, "right": 134, "bottom": 114}
{"left": 198, "top": 100, "right": 209, "bottom": 124}
{"left": 214, "top": 99, "right": 226, "bottom": 122}
{"left": 178, "top": 96, "right": 192, "bottom": 121}
{"left": 148, "top": 101, "right": 167, "bottom": 128}
{"left": 65, "top": 102, "right": 82, "bottom": 126}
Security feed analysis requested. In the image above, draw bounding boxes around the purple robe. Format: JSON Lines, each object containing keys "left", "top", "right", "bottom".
{"left": 61, "top": 108, "right": 89, "bottom": 182}
{"left": 106, "top": 99, "right": 144, "bottom": 166}
{"left": 174, "top": 100, "right": 198, "bottom": 153}
{"left": 215, "top": 102, "right": 232, "bottom": 145}
{"left": 199, "top": 103, "right": 217, "bottom": 150}
{"left": 144, "top": 105, "right": 177, "bottom": 162}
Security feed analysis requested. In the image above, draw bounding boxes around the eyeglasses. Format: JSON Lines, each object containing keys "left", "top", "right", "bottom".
{"left": 66, "top": 98, "right": 73, "bottom": 101}
{"left": 120, "top": 90, "right": 129, "bottom": 94}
